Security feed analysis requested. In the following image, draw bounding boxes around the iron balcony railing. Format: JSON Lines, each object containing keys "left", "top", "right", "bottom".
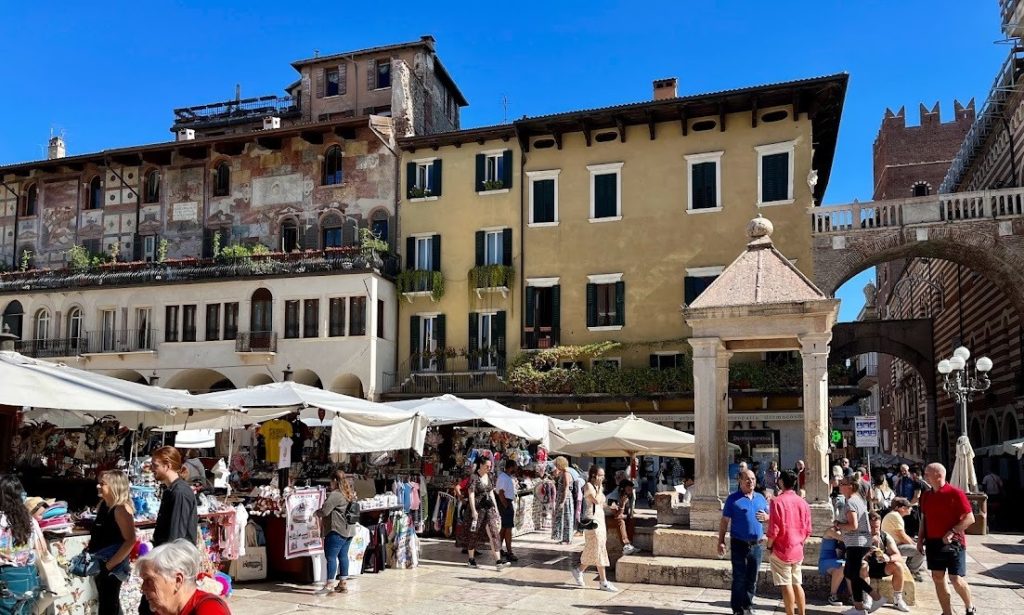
{"left": 383, "top": 354, "right": 508, "bottom": 396}
{"left": 236, "top": 331, "right": 277, "bottom": 353}
{"left": 0, "top": 250, "right": 399, "bottom": 293}
{"left": 14, "top": 337, "right": 87, "bottom": 358}
{"left": 173, "top": 95, "right": 299, "bottom": 125}
{"left": 84, "top": 329, "right": 158, "bottom": 354}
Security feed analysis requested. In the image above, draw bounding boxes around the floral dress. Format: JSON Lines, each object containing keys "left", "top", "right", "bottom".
{"left": 464, "top": 473, "right": 499, "bottom": 552}
{"left": 580, "top": 482, "right": 609, "bottom": 568}
{"left": 551, "top": 471, "right": 574, "bottom": 543}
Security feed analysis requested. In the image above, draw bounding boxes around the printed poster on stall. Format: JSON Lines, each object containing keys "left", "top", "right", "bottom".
{"left": 285, "top": 487, "right": 325, "bottom": 559}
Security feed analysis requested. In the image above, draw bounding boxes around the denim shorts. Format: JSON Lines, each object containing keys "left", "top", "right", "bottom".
{"left": 925, "top": 539, "right": 967, "bottom": 577}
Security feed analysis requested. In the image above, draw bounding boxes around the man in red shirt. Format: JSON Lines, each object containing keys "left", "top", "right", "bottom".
{"left": 917, "top": 462, "right": 976, "bottom": 615}
{"left": 766, "top": 470, "right": 812, "bottom": 615}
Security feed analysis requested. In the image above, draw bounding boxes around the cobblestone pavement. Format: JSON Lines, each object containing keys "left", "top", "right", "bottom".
{"left": 226, "top": 532, "right": 1024, "bottom": 614}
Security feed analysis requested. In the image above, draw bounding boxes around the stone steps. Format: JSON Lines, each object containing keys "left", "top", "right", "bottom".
{"left": 652, "top": 528, "right": 822, "bottom": 562}
{"left": 615, "top": 555, "right": 916, "bottom": 605}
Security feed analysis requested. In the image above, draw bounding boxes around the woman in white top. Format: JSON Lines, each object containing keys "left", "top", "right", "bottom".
{"left": 570, "top": 465, "right": 618, "bottom": 593}
{"left": 870, "top": 472, "right": 895, "bottom": 513}
{"left": 835, "top": 477, "right": 881, "bottom": 615}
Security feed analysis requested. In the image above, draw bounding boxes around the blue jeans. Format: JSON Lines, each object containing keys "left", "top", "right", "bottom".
{"left": 730, "top": 538, "right": 763, "bottom": 614}
{"left": 325, "top": 532, "right": 352, "bottom": 581}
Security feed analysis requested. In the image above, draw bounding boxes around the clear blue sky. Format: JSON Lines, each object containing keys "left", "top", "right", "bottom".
{"left": 0, "top": 1, "right": 1005, "bottom": 320}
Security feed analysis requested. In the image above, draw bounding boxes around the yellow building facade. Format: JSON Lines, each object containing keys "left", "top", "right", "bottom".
{"left": 391, "top": 75, "right": 848, "bottom": 438}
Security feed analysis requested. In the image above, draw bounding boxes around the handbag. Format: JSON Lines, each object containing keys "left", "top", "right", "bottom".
{"left": 578, "top": 485, "right": 599, "bottom": 531}
{"left": 34, "top": 540, "right": 67, "bottom": 615}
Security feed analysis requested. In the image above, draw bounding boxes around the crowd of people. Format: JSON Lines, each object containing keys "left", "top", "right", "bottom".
{"left": 717, "top": 458, "right": 978, "bottom": 615}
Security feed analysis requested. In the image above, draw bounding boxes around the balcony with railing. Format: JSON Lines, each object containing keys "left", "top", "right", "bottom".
{"left": 0, "top": 249, "right": 399, "bottom": 294}
{"left": 236, "top": 331, "right": 277, "bottom": 353}
{"left": 83, "top": 329, "right": 158, "bottom": 354}
{"left": 523, "top": 327, "right": 559, "bottom": 350}
{"left": 382, "top": 353, "right": 508, "bottom": 397}
{"left": 172, "top": 95, "right": 300, "bottom": 129}
{"left": 810, "top": 185, "right": 1024, "bottom": 236}
{"left": 14, "top": 337, "right": 87, "bottom": 358}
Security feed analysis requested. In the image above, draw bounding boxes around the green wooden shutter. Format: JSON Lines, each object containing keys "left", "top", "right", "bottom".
{"left": 502, "top": 228, "right": 512, "bottom": 266}
{"left": 684, "top": 277, "right": 698, "bottom": 304}
{"left": 406, "top": 237, "right": 415, "bottom": 270}
{"left": 475, "top": 231, "right": 485, "bottom": 267}
{"left": 494, "top": 310, "right": 506, "bottom": 368}
{"left": 524, "top": 286, "right": 536, "bottom": 328}
{"left": 595, "top": 173, "right": 617, "bottom": 218}
{"left": 409, "top": 315, "right": 420, "bottom": 369}
{"left": 406, "top": 162, "right": 416, "bottom": 197}
{"left": 762, "top": 152, "right": 788, "bottom": 202}
{"left": 693, "top": 162, "right": 717, "bottom": 209}
{"left": 551, "top": 285, "right": 561, "bottom": 345}
{"left": 502, "top": 150, "right": 513, "bottom": 189}
{"left": 430, "top": 160, "right": 442, "bottom": 196}
{"left": 703, "top": 162, "right": 717, "bottom": 208}
{"left": 431, "top": 234, "right": 441, "bottom": 272}
{"left": 534, "top": 179, "right": 555, "bottom": 223}
{"left": 586, "top": 283, "right": 597, "bottom": 327}
{"left": 475, "top": 154, "right": 485, "bottom": 191}
{"left": 435, "top": 314, "right": 447, "bottom": 370}
{"left": 614, "top": 280, "right": 625, "bottom": 326}
{"left": 468, "top": 314, "right": 479, "bottom": 370}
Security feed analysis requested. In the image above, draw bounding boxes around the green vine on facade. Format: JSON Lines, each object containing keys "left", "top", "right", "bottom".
{"left": 211, "top": 231, "right": 222, "bottom": 259}
{"left": 397, "top": 269, "right": 445, "bottom": 301}
{"left": 468, "top": 264, "right": 515, "bottom": 290}
{"left": 157, "top": 238, "right": 169, "bottom": 263}
{"left": 358, "top": 228, "right": 389, "bottom": 257}
{"left": 19, "top": 250, "right": 32, "bottom": 272}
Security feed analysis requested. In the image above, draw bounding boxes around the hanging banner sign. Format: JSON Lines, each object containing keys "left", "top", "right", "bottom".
{"left": 854, "top": 416, "right": 879, "bottom": 449}
{"left": 285, "top": 487, "right": 325, "bottom": 559}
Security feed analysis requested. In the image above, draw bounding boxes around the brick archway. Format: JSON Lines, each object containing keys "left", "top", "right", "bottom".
{"left": 813, "top": 220, "right": 1024, "bottom": 316}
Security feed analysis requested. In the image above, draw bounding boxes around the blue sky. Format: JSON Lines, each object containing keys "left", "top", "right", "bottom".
{"left": 0, "top": 1, "right": 1006, "bottom": 320}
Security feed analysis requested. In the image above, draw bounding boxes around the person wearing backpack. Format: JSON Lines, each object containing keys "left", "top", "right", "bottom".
{"left": 315, "top": 469, "right": 357, "bottom": 595}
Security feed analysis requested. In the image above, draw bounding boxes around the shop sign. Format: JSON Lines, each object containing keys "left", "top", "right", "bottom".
{"left": 285, "top": 487, "right": 325, "bottom": 559}
{"left": 854, "top": 416, "right": 879, "bottom": 449}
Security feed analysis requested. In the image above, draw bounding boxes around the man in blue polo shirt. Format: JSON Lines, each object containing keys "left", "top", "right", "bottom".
{"left": 718, "top": 470, "right": 770, "bottom": 615}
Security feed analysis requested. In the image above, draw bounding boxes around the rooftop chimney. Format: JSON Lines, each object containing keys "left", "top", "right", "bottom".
{"left": 653, "top": 77, "right": 678, "bottom": 101}
{"left": 176, "top": 128, "right": 196, "bottom": 142}
{"left": 47, "top": 136, "right": 66, "bottom": 160}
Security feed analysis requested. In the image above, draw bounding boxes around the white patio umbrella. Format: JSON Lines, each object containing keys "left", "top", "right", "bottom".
{"left": 556, "top": 414, "right": 696, "bottom": 458}
{"left": 195, "top": 381, "right": 428, "bottom": 454}
{"left": 389, "top": 394, "right": 550, "bottom": 447}
{"left": 950, "top": 435, "right": 979, "bottom": 493}
{"left": 0, "top": 351, "right": 236, "bottom": 428}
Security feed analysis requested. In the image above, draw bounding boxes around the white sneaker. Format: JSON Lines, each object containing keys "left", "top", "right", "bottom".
{"left": 868, "top": 596, "right": 887, "bottom": 613}
{"left": 893, "top": 598, "right": 910, "bottom": 613}
{"left": 570, "top": 567, "right": 585, "bottom": 587}
{"left": 622, "top": 544, "right": 638, "bottom": 555}
{"left": 600, "top": 581, "right": 619, "bottom": 592}
{"left": 862, "top": 595, "right": 873, "bottom": 611}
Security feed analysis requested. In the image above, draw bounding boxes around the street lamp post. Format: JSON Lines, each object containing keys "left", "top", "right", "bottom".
{"left": 937, "top": 346, "right": 993, "bottom": 492}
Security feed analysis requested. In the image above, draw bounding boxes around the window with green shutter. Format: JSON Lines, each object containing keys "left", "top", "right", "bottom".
{"left": 684, "top": 275, "right": 718, "bottom": 304}
{"left": 588, "top": 282, "right": 624, "bottom": 328}
{"left": 761, "top": 152, "right": 790, "bottom": 202}
{"left": 532, "top": 179, "right": 556, "bottom": 223}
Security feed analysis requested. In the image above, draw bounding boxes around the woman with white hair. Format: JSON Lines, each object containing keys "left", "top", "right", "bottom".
{"left": 138, "top": 540, "right": 230, "bottom": 615}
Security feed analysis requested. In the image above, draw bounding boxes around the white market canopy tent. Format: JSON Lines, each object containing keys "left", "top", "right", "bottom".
{"left": 0, "top": 351, "right": 236, "bottom": 428}
{"left": 974, "top": 436, "right": 1024, "bottom": 459}
{"left": 555, "top": 414, "right": 697, "bottom": 458}
{"left": 548, "top": 417, "right": 595, "bottom": 453}
{"left": 389, "top": 394, "right": 551, "bottom": 448}
{"left": 194, "top": 382, "right": 428, "bottom": 454}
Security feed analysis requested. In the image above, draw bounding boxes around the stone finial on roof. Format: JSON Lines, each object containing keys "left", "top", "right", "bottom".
{"left": 746, "top": 215, "right": 774, "bottom": 248}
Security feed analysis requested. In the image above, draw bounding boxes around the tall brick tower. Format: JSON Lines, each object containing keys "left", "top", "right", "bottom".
{"left": 872, "top": 100, "right": 975, "bottom": 200}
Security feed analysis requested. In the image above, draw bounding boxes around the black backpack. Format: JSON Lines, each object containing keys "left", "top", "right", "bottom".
{"left": 343, "top": 501, "right": 361, "bottom": 525}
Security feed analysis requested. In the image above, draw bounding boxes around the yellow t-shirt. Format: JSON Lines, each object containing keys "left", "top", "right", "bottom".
{"left": 260, "top": 419, "right": 293, "bottom": 463}
{"left": 880, "top": 510, "right": 905, "bottom": 538}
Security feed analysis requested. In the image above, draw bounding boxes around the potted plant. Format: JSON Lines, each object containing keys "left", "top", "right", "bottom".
{"left": 408, "top": 186, "right": 433, "bottom": 199}
{"left": 482, "top": 179, "right": 504, "bottom": 191}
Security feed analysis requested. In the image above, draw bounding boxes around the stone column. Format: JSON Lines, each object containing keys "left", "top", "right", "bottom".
{"left": 689, "top": 337, "right": 731, "bottom": 530}
{"left": 800, "top": 333, "right": 834, "bottom": 533}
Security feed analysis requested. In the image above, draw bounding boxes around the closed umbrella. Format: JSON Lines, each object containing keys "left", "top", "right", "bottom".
{"left": 950, "top": 435, "right": 978, "bottom": 493}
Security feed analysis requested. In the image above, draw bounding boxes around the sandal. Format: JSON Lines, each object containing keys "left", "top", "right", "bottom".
{"left": 334, "top": 581, "right": 348, "bottom": 593}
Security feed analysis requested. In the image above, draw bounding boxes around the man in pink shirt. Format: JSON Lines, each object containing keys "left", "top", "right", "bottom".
{"left": 766, "top": 470, "right": 812, "bottom": 615}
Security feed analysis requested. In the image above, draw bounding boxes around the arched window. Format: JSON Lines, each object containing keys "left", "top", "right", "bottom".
{"left": 67, "top": 307, "right": 84, "bottom": 346}
{"left": 213, "top": 161, "right": 231, "bottom": 197}
{"left": 281, "top": 219, "right": 299, "bottom": 252}
{"left": 33, "top": 309, "right": 50, "bottom": 340}
{"left": 321, "top": 214, "right": 343, "bottom": 248}
{"left": 87, "top": 176, "right": 103, "bottom": 210}
{"left": 250, "top": 288, "right": 273, "bottom": 333}
{"left": 20, "top": 184, "right": 37, "bottom": 216}
{"left": 912, "top": 182, "right": 930, "bottom": 197}
{"left": 371, "top": 210, "right": 389, "bottom": 243}
{"left": 144, "top": 169, "right": 161, "bottom": 203}
{"left": 323, "top": 146, "right": 343, "bottom": 185}
{"left": 2, "top": 300, "right": 24, "bottom": 339}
